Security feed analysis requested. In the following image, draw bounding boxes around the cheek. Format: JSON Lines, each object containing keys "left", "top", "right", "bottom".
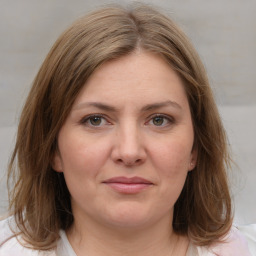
{"left": 148, "top": 140, "right": 192, "bottom": 211}
{"left": 59, "top": 135, "right": 112, "bottom": 203}
{"left": 58, "top": 131, "right": 111, "bottom": 178}
{"left": 151, "top": 139, "right": 192, "bottom": 177}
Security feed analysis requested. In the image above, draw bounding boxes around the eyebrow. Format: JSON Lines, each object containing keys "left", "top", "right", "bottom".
{"left": 141, "top": 100, "right": 182, "bottom": 111}
{"left": 73, "top": 100, "right": 182, "bottom": 112}
{"left": 73, "top": 102, "right": 117, "bottom": 111}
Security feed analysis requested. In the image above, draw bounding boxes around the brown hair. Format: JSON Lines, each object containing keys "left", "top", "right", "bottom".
{"left": 7, "top": 3, "right": 232, "bottom": 250}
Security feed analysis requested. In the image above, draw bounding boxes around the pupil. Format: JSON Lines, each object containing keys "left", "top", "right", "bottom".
{"left": 153, "top": 117, "right": 164, "bottom": 126}
{"left": 90, "top": 117, "right": 101, "bottom": 126}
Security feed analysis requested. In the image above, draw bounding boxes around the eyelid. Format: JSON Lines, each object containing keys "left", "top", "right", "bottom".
{"left": 79, "top": 113, "right": 174, "bottom": 127}
{"left": 79, "top": 114, "right": 112, "bottom": 126}
{"left": 146, "top": 114, "right": 175, "bottom": 126}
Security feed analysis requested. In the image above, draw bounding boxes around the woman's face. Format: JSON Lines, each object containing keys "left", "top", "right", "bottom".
{"left": 53, "top": 51, "right": 197, "bottom": 230}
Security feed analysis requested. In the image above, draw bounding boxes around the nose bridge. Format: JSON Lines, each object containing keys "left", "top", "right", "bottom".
{"left": 120, "top": 121, "right": 140, "bottom": 151}
{"left": 113, "top": 119, "right": 146, "bottom": 165}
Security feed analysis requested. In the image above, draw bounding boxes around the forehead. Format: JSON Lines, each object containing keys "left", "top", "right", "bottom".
{"left": 73, "top": 51, "right": 189, "bottom": 111}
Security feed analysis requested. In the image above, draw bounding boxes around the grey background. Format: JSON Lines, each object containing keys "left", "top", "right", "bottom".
{"left": 0, "top": 0, "right": 255, "bottom": 224}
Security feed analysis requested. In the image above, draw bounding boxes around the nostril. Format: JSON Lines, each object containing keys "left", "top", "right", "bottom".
{"left": 115, "top": 158, "right": 143, "bottom": 166}
{"left": 111, "top": 139, "right": 147, "bottom": 166}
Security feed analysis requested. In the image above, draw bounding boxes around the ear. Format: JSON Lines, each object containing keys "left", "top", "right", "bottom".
{"left": 52, "top": 151, "right": 63, "bottom": 172}
{"left": 188, "top": 148, "right": 198, "bottom": 171}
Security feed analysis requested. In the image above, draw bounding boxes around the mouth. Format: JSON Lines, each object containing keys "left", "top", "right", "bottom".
{"left": 102, "top": 176, "right": 154, "bottom": 194}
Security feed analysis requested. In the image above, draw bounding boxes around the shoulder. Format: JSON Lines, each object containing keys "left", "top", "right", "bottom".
{"left": 0, "top": 216, "right": 19, "bottom": 247}
{"left": 208, "top": 226, "right": 253, "bottom": 255}
{"left": 237, "top": 224, "right": 256, "bottom": 255}
{"left": 0, "top": 217, "right": 55, "bottom": 256}
{"left": 188, "top": 226, "right": 254, "bottom": 256}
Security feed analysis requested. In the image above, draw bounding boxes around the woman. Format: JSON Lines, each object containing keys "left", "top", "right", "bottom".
{"left": 0, "top": 3, "right": 253, "bottom": 255}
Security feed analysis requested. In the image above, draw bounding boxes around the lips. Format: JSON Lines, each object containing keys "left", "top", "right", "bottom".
{"left": 102, "top": 176, "right": 153, "bottom": 194}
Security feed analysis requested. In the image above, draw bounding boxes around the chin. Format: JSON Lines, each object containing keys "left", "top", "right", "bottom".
{"left": 101, "top": 205, "right": 156, "bottom": 229}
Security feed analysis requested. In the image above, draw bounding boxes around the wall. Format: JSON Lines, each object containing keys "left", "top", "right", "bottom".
{"left": 0, "top": 0, "right": 255, "bottom": 224}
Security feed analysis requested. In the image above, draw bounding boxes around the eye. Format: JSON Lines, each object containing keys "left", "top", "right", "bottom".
{"left": 89, "top": 116, "right": 103, "bottom": 126}
{"left": 152, "top": 116, "right": 165, "bottom": 126}
{"left": 80, "top": 115, "right": 110, "bottom": 127}
{"left": 147, "top": 115, "right": 174, "bottom": 127}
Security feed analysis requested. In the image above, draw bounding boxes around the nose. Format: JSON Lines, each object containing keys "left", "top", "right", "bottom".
{"left": 111, "top": 123, "right": 146, "bottom": 166}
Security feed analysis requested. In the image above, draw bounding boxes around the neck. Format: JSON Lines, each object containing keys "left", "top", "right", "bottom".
{"left": 66, "top": 214, "right": 188, "bottom": 256}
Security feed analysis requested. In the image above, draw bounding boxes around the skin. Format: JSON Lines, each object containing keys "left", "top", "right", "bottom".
{"left": 53, "top": 51, "right": 197, "bottom": 256}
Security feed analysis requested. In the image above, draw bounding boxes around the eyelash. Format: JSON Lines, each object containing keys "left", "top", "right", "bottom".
{"left": 80, "top": 114, "right": 111, "bottom": 127}
{"left": 146, "top": 114, "right": 174, "bottom": 127}
{"left": 79, "top": 114, "right": 175, "bottom": 128}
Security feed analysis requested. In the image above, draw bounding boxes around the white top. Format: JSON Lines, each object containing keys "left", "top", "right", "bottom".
{"left": 0, "top": 217, "right": 255, "bottom": 256}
